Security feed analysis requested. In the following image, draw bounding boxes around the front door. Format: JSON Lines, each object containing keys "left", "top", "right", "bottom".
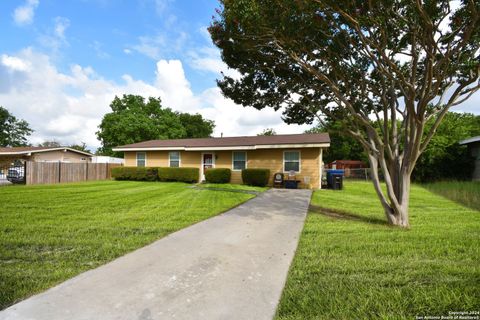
{"left": 202, "top": 153, "right": 214, "bottom": 181}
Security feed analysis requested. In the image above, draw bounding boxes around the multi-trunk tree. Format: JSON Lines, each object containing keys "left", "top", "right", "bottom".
{"left": 210, "top": 0, "right": 480, "bottom": 227}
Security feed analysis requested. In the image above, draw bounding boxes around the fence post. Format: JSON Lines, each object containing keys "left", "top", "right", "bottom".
{"left": 58, "top": 161, "right": 61, "bottom": 183}
{"left": 85, "top": 162, "right": 89, "bottom": 181}
{"left": 106, "top": 163, "right": 109, "bottom": 179}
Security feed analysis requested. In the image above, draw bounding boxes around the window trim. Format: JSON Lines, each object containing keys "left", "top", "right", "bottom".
{"left": 169, "top": 151, "right": 181, "bottom": 168}
{"left": 283, "top": 150, "right": 301, "bottom": 173}
{"left": 136, "top": 152, "right": 147, "bottom": 167}
{"left": 232, "top": 151, "right": 247, "bottom": 171}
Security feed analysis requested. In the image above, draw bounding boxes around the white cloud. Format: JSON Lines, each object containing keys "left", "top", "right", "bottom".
{"left": 131, "top": 34, "right": 165, "bottom": 60}
{"left": 0, "top": 49, "right": 311, "bottom": 150}
{"left": 154, "top": 0, "right": 173, "bottom": 15}
{"left": 13, "top": 0, "right": 39, "bottom": 26}
{"left": 37, "top": 17, "right": 70, "bottom": 52}
{"left": 54, "top": 17, "right": 70, "bottom": 39}
{"left": 1, "top": 55, "right": 31, "bottom": 72}
{"left": 188, "top": 46, "right": 241, "bottom": 79}
{"left": 130, "top": 31, "right": 187, "bottom": 60}
{"left": 91, "top": 41, "right": 110, "bottom": 59}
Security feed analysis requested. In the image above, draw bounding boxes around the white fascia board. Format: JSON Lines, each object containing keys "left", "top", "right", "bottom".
{"left": 186, "top": 146, "right": 256, "bottom": 151}
{"left": 113, "top": 143, "right": 330, "bottom": 152}
{"left": 255, "top": 143, "right": 330, "bottom": 149}
{"left": 112, "top": 147, "right": 187, "bottom": 152}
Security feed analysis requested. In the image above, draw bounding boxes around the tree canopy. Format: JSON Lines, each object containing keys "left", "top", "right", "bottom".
{"left": 96, "top": 95, "right": 215, "bottom": 156}
{"left": 413, "top": 112, "right": 480, "bottom": 182}
{"left": 0, "top": 106, "right": 33, "bottom": 147}
{"left": 210, "top": 0, "right": 480, "bottom": 227}
{"left": 257, "top": 128, "right": 277, "bottom": 136}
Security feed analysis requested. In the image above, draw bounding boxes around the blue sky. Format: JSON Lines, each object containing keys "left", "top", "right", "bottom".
{"left": 1, "top": 1, "right": 478, "bottom": 149}
{"left": 0, "top": 0, "right": 310, "bottom": 148}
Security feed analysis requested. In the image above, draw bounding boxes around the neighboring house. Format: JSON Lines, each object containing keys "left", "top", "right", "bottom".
{"left": 459, "top": 136, "right": 480, "bottom": 181}
{"left": 0, "top": 147, "right": 93, "bottom": 165}
{"left": 91, "top": 156, "right": 125, "bottom": 164}
{"left": 113, "top": 133, "right": 330, "bottom": 189}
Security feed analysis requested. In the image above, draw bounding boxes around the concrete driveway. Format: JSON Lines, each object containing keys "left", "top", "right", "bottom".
{"left": 0, "top": 188, "right": 312, "bottom": 320}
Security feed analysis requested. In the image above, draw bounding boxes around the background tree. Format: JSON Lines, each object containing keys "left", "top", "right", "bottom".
{"left": 413, "top": 112, "right": 480, "bottom": 182}
{"left": 306, "top": 120, "right": 366, "bottom": 164}
{"left": 178, "top": 113, "right": 215, "bottom": 139}
{"left": 0, "top": 106, "right": 33, "bottom": 147}
{"left": 37, "top": 141, "right": 62, "bottom": 148}
{"left": 69, "top": 142, "right": 91, "bottom": 154}
{"left": 97, "top": 95, "right": 215, "bottom": 156}
{"left": 210, "top": 0, "right": 480, "bottom": 227}
{"left": 257, "top": 128, "right": 277, "bottom": 136}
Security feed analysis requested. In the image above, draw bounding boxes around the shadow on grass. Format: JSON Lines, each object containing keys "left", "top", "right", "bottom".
{"left": 309, "top": 204, "right": 388, "bottom": 226}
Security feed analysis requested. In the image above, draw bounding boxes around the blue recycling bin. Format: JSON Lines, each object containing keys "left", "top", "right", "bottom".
{"left": 326, "top": 169, "right": 344, "bottom": 189}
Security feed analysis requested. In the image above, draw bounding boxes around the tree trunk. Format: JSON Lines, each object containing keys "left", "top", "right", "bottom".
{"left": 367, "top": 154, "right": 411, "bottom": 228}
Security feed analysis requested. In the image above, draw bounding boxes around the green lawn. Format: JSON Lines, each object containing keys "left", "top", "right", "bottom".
{"left": 199, "top": 183, "right": 268, "bottom": 192}
{"left": 423, "top": 181, "right": 480, "bottom": 211}
{"left": 276, "top": 181, "right": 480, "bottom": 320}
{"left": 0, "top": 180, "right": 257, "bottom": 309}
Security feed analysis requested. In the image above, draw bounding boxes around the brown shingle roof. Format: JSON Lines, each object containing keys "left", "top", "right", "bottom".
{"left": 0, "top": 146, "right": 92, "bottom": 156}
{"left": 114, "top": 133, "right": 330, "bottom": 150}
{"left": 0, "top": 146, "right": 59, "bottom": 152}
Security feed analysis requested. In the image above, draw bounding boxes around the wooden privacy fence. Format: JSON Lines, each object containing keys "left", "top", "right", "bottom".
{"left": 25, "top": 162, "right": 122, "bottom": 185}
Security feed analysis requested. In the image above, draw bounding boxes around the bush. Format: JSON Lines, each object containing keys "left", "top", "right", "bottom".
{"left": 205, "top": 168, "right": 231, "bottom": 183}
{"left": 157, "top": 167, "right": 199, "bottom": 183}
{"left": 242, "top": 168, "right": 270, "bottom": 187}
{"left": 111, "top": 167, "right": 158, "bottom": 181}
{"left": 111, "top": 167, "right": 199, "bottom": 183}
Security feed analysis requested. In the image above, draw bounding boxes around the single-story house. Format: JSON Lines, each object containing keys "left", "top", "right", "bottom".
{"left": 459, "top": 136, "right": 480, "bottom": 181}
{"left": 0, "top": 147, "right": 93, "bottom": 167}
{"left": 112, "top": 133, "right": 330, "bottom": 189}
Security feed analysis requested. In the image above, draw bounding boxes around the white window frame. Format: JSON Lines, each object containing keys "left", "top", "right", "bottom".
{"left": 283, "top": 150, "right": 301, "bottom": 173}
{"left": 232, "top": 151, "right": 247, "bottom": 171}
{"left": 169, "top": 151, "right": 181, "bottom": 168}
{"left": 136, "top": 152, "right": 146, "bottom": 167}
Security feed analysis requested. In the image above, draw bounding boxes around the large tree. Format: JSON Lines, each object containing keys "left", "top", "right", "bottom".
{"left": 210, "top": 0, "right": 479, "bottom": 227}
{"left": 97, "top": 95, "right": 215, "bottom": 156}
{"left": 0, "top": 106, "right": 33, "bottom": 147}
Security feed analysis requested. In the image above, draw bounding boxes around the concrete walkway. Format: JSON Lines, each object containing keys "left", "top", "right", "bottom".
{"left": 0, "top": 189, "right": 312, "bottom": 320}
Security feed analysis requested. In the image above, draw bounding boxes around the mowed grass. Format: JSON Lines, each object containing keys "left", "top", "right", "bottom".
{"left": 0, "top": 180, "right": 256, "bottom": 309}
{"left": 276, "top": 181, "right": 479, "bottom": 320}
{"left": 423, "top": 180, "right": 480, "bottom": 211}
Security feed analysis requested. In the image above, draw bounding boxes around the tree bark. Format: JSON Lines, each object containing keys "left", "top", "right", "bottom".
{"left": 367, "top": 154, "right": 411, "bottom": 228}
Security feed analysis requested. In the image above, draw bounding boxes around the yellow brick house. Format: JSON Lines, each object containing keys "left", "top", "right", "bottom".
{"left": 113, "top": 133, "right": 330, "bottom": 189}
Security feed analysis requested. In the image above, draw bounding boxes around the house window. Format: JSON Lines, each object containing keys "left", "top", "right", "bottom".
{"left": 284, "top": 151, "right": 300, "bottom": 172}
{"left": 169, "top": 151, "right": 180, "bottom": 167}
{"left": 136, "top": 152, "right": 146, "bottom": 167}
{"left": 232, "top": 151, "right": 247, "bottom": 171}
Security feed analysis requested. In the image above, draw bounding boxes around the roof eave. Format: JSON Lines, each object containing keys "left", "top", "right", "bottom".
{"left": 113, "top": 143, "right": 330, "bottom": 152}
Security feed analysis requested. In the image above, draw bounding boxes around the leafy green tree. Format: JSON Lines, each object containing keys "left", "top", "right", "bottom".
{"left": 306, "top": 121, "right": 366, "bottom": 164}
{"left": 97, "top": 95, "right": 214, "bottom": 156}
{"left": 37, "top": 141, "right": 62, "bottom": 148}
{"left": 413, "top": 112, "right": 480, "bottom": 182}
{"left": 177, "top": 113, "right": 215, "bottom": 138}
{"left": 0, "top": 106, "right": 33, "bottom": 147}
{"left": 69, "top": 142, "right": 91, "bottom": 154}
{"left": 210, "top": 1, "right": 480, "bottom": 227}
{"left": 257, "top": 128, "right": 277, "bottom": 136}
